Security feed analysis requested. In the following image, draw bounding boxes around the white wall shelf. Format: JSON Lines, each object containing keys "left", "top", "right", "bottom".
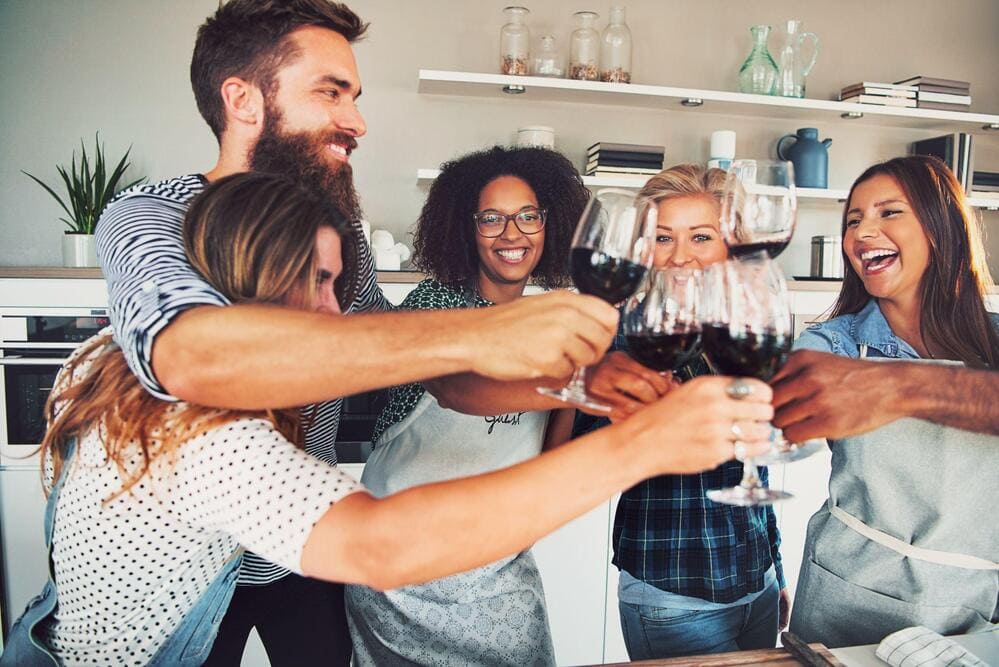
{"left": 418, "top": 70, "right": 999, "bottom": 133}
{"left": 419, "top": 169, "right": 999, "bottom": 210}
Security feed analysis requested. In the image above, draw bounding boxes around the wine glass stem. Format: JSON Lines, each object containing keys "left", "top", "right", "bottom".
{"left": 739, "top": 457, "right": 762, "bottom": 491}
{"left": 566, "top": 366, "right": 588, "bottom": 393}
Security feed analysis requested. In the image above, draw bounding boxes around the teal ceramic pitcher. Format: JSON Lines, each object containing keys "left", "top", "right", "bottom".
{"left": 777, "top": 128, "right": 831, "bottom": 188}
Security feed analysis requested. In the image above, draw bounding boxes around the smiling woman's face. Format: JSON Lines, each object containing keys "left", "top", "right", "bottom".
{"left": 474, "top": 175, "right": 545, "bottom": 295}
{"left": 652, "top": 195, "right": 728, "bottom": 270}
{"left": 844, "top": 173, "right": 931, "bottom": 306}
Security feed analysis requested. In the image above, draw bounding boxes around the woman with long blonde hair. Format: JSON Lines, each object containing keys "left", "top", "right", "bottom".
{"left": 2, "top": 171, "right": 776, "bottom": 666}
{"left": 577, "top": 164, "right": 789, "bottom": 660}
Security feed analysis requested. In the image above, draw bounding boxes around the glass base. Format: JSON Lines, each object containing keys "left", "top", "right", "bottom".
{"left": 754, "top": 437, "right": 825, "bottom": 466}
{"left": 706, "top": 485, "right": 792, "bottom": 506}
{"left": 536, "top": 385, "right": 611, "bottom": 413}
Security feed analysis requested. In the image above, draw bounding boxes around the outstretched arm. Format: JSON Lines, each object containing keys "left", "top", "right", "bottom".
{"left": 423, "top": 351, "right": 671, "bottom": 420}
{"left": 303, "top": 375, "right": 775, "bottom": 590}
{"left": 153, "top": 292, "right": 618, "bottom": 409}
{"left": 771, "top": 349, "right": 999, "bottom": 441}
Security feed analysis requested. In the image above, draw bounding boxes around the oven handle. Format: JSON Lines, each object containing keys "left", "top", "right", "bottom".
{"left": 0, "top": 358, "right": 67, "bottom": 366}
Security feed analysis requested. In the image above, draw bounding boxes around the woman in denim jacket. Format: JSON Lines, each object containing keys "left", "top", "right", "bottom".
{"left": 779, "top": 156, "right": 999, "bottom": 647}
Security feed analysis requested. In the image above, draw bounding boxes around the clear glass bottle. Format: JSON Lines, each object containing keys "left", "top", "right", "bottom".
{"left": 568, "top": 11, "right": 600, "bottom": 81}
{"left": 775, "top": 19, "right": 820, "bottom": 98}
{"left": 599, "top": 6, "right": 632, "bottom": 83}
{"left": 531, "top": 35, "right": 563, "bottom": 77}
{"left": 738, "top": 25, "right": 778, "bottom": 95}
{"left": 500, "top": 6, "right": 530, "bottom": 76}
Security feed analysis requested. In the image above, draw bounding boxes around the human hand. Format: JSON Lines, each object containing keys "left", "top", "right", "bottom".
{"left": 620, "top": 376, "right": 774, "bottom": 475}
{"left": 583, "top": 351, "right": 674, "bottom": 421}
{"left": 770, "top": 350, "right": 905, "bottom": 442}
{"left": 778, "top": 587, "right": 791, "bottom": 631}
{"left": 467, "top": 291, "right": 618, "bottom": 381}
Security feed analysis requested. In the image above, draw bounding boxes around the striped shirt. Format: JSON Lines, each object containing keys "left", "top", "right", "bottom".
{"left": 96, "top": 174, "right": 390, "bottom": 585}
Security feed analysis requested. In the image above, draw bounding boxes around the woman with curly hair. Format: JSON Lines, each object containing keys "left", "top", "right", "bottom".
{"left": 345, "top": 145, "right": 589, "bottom": 665}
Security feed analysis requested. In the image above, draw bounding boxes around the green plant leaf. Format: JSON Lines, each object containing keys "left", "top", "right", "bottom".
{"left": 24, "top": 132, "right": 146, "bottom": 234}
{"left": 22, "top": 171, "right": 75, "bottom": 220}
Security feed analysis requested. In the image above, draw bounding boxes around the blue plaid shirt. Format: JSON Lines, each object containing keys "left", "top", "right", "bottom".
{"left": 574, "top": 330, "right": 785, "bottom": 604}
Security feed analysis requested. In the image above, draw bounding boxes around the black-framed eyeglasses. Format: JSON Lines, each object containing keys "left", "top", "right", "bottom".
{"left": 472, "top": 208, "right": 547, "bottom": 237}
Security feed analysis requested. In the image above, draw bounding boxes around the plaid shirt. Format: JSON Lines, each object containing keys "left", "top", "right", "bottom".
{"left": 575, "top": 335, "right": 785, "bottom": 604}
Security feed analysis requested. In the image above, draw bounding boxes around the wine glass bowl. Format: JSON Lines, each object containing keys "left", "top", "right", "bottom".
{"left": 537, "top": 188, "right": 656, "bottom": 411}
{"left": 700, "top": 259, "right": 794, "bottom": 506}
{"left": 622, "top": 267, "right": 702, "bottom": 374}
{"left": 720, "top": 159, "right": 797, "bottom": 259}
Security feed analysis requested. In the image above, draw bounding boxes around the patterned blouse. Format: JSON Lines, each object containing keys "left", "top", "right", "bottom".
{"left": 371, "top": 279, "right": 492, "bottom": 443}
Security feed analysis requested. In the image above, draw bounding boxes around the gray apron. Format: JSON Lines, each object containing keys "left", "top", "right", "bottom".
{"left": 790, "top": 351, "right": 999, "bottom": 648}
{"left": 345, "top": 391, "right": 556, "bottom": 666}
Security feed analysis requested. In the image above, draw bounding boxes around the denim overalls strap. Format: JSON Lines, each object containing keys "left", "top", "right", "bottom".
{"left": 0, "top": 440, "right": 77, "bottom": 666}
{"left": 0, "top": 438, "right": 244, "bottom": 667}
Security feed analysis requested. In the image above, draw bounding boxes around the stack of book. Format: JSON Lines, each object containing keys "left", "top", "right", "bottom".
{"left": 971, "top": 171, "right": 999, "bottom": 199}
{"left": 584, "top": 142, "right": 665, "bottom": 177}
{"left": 910, "top": 133, "right": 972, "bottom": 192}
{"left": 839, "top": 81, "right": 916, "bottom": 107}
{"left": 895, "top": 76, "right": 971, "bottom": 111}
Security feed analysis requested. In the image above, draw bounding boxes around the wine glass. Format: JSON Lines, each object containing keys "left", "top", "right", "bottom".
{"left": 537, "top": 188, "right": 656, "bottom": 412}
{"left": 701, "top": 259, "right": 793, "bottom": 506}
{"left": 622, "top": 267, "right": 702, "bottom": 377}
{"left": 719, "top": 159, "right": 796, "bottom": 260}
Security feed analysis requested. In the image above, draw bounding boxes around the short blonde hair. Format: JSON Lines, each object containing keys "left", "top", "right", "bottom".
{"left": 638, "top": 163, "right": 726, "bottom": 206}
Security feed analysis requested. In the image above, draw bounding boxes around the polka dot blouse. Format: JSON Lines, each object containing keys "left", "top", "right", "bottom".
{"left": 38, "top": 345, "right": 364, "bottom": 666}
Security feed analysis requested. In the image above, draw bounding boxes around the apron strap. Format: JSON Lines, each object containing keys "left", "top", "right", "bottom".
{"left": 828, "top": 503, "right": 999, "bottom": 571}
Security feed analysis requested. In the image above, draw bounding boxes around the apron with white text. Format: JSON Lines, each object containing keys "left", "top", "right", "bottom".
{"left": 346, "top": 391, "right": 555, "bottom": 666}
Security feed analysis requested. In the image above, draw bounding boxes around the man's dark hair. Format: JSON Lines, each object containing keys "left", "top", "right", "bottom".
{"left": 191, "top": 0, "right": 368, "bottom": 141}
{"left": 412, "top": 146, "right": 589, "bottom": 290}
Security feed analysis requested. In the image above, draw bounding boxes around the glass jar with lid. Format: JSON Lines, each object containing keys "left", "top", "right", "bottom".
{"left": 599, "top": 6, "right": 632, "bottom": 83}
{"left": 531, "top": 35, "right": 563, "bottom": 77}
{"left": 568, "top": 11, "right": 600, "bottom": 81}
{"left": 500, "top": 6, "right": 530, "bottom": 76}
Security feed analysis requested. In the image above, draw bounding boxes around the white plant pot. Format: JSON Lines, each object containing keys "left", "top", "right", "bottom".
{"left": 62, "top": 233, "right": 98, "bottom": 268}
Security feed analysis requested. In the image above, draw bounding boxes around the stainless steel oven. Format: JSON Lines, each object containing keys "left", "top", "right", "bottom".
{"left": 0, "top": 306, "right": 109, "bottom": 638}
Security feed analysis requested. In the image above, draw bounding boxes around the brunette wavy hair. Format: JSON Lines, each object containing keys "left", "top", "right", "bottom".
{"left": 832, "top": 155, "right": 999, "bottom": 368}
{"left": 41, "top": 172, "right": 355, "bottom": 497}
{"left": 412, "top": 146, "right": 589, "bottom": 290}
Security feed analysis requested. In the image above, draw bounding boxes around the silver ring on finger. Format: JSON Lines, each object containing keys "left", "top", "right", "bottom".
{"left": 726, "top": 379, "right": 753, "bottom": 400}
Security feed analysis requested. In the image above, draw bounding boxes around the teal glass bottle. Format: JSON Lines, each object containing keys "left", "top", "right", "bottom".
{"left": 738, "top": 25, "right": 778, "bottom": 95}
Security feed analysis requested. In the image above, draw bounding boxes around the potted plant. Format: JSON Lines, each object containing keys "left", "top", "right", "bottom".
{"left": 23, "top": 134, "right": 145, "bottom": 268}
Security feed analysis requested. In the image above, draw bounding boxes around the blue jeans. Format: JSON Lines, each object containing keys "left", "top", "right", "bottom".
{"left": 618, "top": 579, "right": 779, "bottom": 660}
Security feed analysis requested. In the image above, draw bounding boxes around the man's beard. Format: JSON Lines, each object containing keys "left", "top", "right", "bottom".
{"left": 249, "top": 105, "right": 362, "bottom": 222}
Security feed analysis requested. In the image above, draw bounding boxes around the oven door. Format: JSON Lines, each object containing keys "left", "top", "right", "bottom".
{"left": 0, "top": 347, "right": 72, "bottom": 469}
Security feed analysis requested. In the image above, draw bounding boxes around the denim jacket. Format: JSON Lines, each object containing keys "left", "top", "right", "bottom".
{"left": 0, "top": 440, "right": 243, "bottom": 667}
{"left": 796, "top": 299, "right": 999, "bottom": 358}
{"left": 795, "top": 300, "right": 921, "bottom": 358}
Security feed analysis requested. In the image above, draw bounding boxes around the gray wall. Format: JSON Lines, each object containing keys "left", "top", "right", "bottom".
{"left": 2, "top": 0, "right": 998, "bottom": 277}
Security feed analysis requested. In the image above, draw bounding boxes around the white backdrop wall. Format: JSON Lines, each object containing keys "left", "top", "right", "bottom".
{"left": 2, "top": 0, "right": 998, "bottom": 277}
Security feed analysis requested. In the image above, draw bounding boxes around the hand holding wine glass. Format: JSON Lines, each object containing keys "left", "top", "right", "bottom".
{"left": 538, "top": 188, "right": 656, "bottom": 412}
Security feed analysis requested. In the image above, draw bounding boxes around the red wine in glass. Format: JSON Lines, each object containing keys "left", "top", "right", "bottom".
{"left": 625, "top": 331, "right": 700, "bottom": 373}
{"left": 728, "top": 240, "right": 790, "bottom": 260}
{"left": 700, "top": 325, "right": 790, "bottom": 381}
{"left": 570, "top": 248, "right": 648, "bottom": 304}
